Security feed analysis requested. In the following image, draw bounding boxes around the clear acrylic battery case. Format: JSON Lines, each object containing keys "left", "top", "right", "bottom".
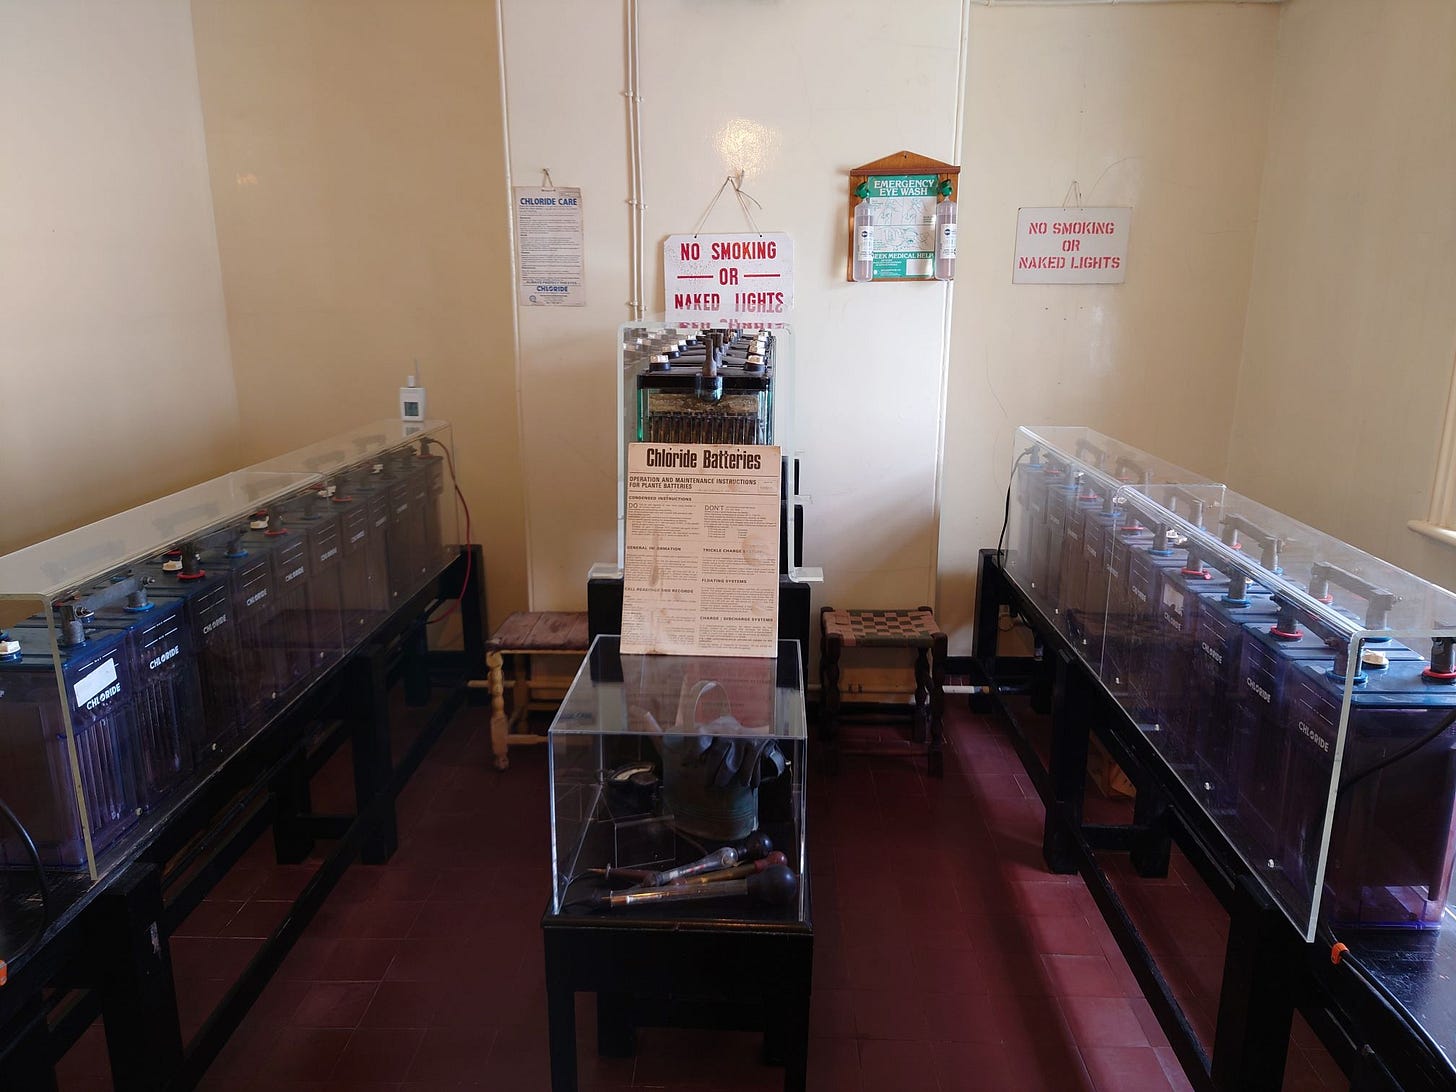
{"left": 1005, "top": 425, "right": 1218, "bottom": 667}
{"left": 606, "top": 322, "right": 798, "bottom": 578}
{"left": 1002, "top": 425, "right": 1456, "bottom": 940}
{"left": 0, "top": 470, "right": 318, "bottom": 882}
{"left": 548, "top": 636, "right": 807, "bottom": 924}
{"left": 249, "top": 419, "right": 460, "bottom": 622}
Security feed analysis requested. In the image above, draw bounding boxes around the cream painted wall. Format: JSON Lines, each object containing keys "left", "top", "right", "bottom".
{"left": 502, "top": 0, "right": 967, "bottom": 617}
{"left": 189, "top": 0, "right": 528, "bottom": 630}
{"left": 1226, "top": 0, "right": 1456, "bottom": 590}
{"left": 936, "top": 2, "right": 1280, "bottom": 650}
{"left": 0, "top": 0, "right": 240, "bottom": 556}
{"left": 497, "top": 0, "right": 635, "bottom": 606}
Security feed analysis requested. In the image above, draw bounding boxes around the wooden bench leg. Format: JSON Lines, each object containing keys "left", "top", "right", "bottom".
{"left": 819, "top": 607, "right": 842, "bottom": 774}
{"left": 912, "top": 647, "right": 931, "bottom": 744}
{"left": 487, "top": 650, "right": 509, "bottom": 770}
{"left": 928, "top": 629, "right": 947, "bottom": 778}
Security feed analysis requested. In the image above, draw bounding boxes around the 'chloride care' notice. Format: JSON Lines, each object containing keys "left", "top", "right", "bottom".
{"left": 620, "top": 442, "right": 780, "bottom": 658}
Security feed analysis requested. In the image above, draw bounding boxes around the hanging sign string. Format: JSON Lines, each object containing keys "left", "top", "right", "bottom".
{"left": 693, "top": 171, "right": 765, "bottom": 237}
{"left": 731, "top": 172, "right": 764, "bottom": 236}
{"left": 541, "top": 167, "right": 555, "bottom": 190}
{"left": 1061, "top": 179, "right": 1083, "bottom": 208}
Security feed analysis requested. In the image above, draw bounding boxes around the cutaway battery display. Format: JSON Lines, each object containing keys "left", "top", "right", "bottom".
{"left": 634, "top": 329, "right": 775, "bottom": 446}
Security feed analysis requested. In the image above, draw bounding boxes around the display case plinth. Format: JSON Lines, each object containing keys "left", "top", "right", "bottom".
{"left": 542, "top": 905, "right": 813, "bottom": 1092}
{"left": 543, "top": 635, "right": 811, "bottom": 1091}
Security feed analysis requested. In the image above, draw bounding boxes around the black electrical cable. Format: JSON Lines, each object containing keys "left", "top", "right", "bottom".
{"left": 0, "top": 794, "right": 52, "bottom": 967}
{"left": 421, "top": 438, "right": 473, "bottom": 626}
{"left": 995, "top": 447, "right": 1035, "bottom": 563}
{"left": 1338, "top": 705, "right": 1456, "bottom": 796}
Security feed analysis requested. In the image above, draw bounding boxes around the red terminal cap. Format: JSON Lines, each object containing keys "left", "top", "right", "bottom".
{"left": 1270, "top": 626, "right": 1304, "bottom": 641}
{"left": 1422, "top": 667, "right": 1456, "bottom": 682}
{"left": 1330, "top": 942, "right": 1348, "bottom": 966}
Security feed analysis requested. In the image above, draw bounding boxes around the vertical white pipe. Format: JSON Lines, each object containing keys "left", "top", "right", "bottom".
{"left": 495, "top": 0, "right": 536, "bottom": 608}
{"left": 930, "top": 0, "right": 973, "bottom": 611}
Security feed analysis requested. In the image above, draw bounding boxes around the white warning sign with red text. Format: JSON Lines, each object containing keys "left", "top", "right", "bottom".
{"left": 664, "top": 232, "right": 794, "bottom": 328}
{"left": 1013, "top": 207, "right": 1130, "bottom": 285}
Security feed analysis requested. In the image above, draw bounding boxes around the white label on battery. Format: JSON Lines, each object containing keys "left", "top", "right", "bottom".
{"left": 74, "top": 657, "right": 118, "bottom": 707}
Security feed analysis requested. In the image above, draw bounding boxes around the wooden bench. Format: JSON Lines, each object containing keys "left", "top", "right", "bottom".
{"left": 481, "top": 611, "right": 591, "bottom": 770}
{"left": 819, "top": 605, "right": 948, "bottom": 777}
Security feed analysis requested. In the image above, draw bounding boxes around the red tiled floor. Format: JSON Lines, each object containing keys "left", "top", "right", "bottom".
{"left": 330, "top": 1025, "right": 426, "bottom": 1082}
{"left": 291, "top": 980, "right": 379, "bottom": 1027}
{"left": 53, "top": 700, "right": 1355, "bottom": 1091}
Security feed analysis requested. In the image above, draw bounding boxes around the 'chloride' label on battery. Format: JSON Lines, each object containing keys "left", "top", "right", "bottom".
{"left": 74, "top": 657, "right": 119, "bottom": 708}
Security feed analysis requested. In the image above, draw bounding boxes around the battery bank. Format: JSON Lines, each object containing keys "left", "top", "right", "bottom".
{"left": 0, "top": 626, "right": 139, "bottom": 866}
{"left": 1279, "top": 655, "right": 1456, "bottom": 928}
{"left": 194, "top": 528, "right": 286, "bottom": 709}
{"left": 376, "top": 454, "right": 431, "bottom": 603}
{"left": 235, "top": 515, "right": 314, "bottom": 701}
{"left": 280, "top": 491, "right": 346, "bottom": 671}
{"left": 142, "top": 557, "right": 255, "bottom": 746}
{"left": 1055, "top": 483, "right": 1114, "bottom": 651}
{"left": 85, "top": 596, "right": 201, "bottom": 808}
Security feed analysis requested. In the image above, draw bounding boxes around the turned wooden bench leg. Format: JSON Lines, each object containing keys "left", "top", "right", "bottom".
{"left": 487, "top": 650, "right": 509, "bottom": 770}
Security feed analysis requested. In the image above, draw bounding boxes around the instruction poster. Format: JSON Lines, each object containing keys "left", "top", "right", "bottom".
{"left": 514, "top": 186, "right": 585, "bottom": 306}
{"left": 860, "top": 174, "right": 938, "bottom": 279}
{"left": 621, "top": 442, "right": 781, "bottom": 658}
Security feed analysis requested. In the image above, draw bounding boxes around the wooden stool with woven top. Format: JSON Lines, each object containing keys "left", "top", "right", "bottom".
{"left": 819, "top": 606, "right": 947, "bottom": 777}
{"left": 482, "top": 611, "right": 590, "bottom": 771}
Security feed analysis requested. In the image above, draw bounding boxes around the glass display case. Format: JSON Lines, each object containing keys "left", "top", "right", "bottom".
{"left": 606, "top": 322, "right": 802, "bottom": 579}
{"left": 0, "top": 470, "right": 318, "bottom": 882}
{"left": 1003, "top": 425, "right": 1456, "bottom": 941}
{"left": 0, "top": 418, "right": 460, "bottom": 892}
{"left": 1006, "top": 426, "right": 1219, "bottom": 675}
{"left": 548, "top": 636, "right": 807, "bottom": 923}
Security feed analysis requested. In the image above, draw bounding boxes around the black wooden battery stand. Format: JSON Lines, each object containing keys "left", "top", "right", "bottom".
{"left": 971, "top": 548, "right": 1456, "bottom": 1092}
{"left": 0, "top": 546, "right": 485, "bottom": 1092}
